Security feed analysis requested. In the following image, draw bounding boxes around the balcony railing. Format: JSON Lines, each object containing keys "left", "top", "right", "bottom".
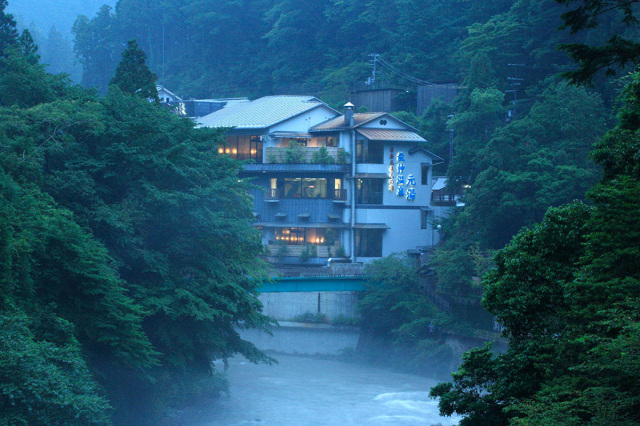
{"left": 265, "top": 188, "right": 347, "bottom": 201}
{"left": 265, "top": 188, "right": 284, "bottom": 201}
{"left": 265, "top": 147, "right": 347, "bottom": 164}
{"left": 264, "top": 244, "right": 345, "bottom": 258}
{"left": 431, "top": 193, "right": 456, "bottom": 206}
{"left": 333, "top": 189, "right": 347, "bottom": 201}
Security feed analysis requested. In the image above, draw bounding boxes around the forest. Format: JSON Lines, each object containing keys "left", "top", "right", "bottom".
{"left": 1, "top": 0, "right": 640, "bottom": 424}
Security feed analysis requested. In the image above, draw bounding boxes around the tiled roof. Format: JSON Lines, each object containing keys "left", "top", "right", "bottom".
{"left": 310, "top": 113, "right": 386, "bottom": 131}
{"left": 356, "top": 128, "right": 426, "bottom": 143}
{"left": 197, "top": 96, "right": 334, "bottom": 129}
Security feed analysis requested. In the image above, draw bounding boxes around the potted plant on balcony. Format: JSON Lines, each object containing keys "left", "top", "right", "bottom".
{"left": 311, "top": 147, "right": 334, "bottom": 165}
{"left": 285, "top": 141, "right": 305, "bottom": 163}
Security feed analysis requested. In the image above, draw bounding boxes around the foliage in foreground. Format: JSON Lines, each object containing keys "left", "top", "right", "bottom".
{"left": 358, "top": 255, "right": 454, "bottom": 375}
{"left": 0, "top": 7, "right": 272, "bottom": 424}
{"left": 430, "top": 71, "right": 640, "bottom": 425}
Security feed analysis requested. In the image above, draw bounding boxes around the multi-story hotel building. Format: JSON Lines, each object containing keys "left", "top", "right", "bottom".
{"left": 197, "top": 95, "right": 444, "bottom": 265}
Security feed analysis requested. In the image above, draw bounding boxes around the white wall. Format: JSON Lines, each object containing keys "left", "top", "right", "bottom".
{"left": 270, "top": 106, "right": 338, "bottom": 136}
{"left": 259, "top": 291, "right": 360, "bottom": 321}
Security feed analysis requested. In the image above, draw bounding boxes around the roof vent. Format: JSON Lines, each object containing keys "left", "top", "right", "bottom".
{"left": 344, "top": 102, "right": 355, "bottom": 127}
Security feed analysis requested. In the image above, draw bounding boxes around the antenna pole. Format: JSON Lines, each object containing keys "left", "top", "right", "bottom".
{"left": 162, "top": 26, "right": 166, "bottom": 87}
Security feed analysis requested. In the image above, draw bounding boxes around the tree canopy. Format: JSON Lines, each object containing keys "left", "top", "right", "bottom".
{"left": 0, "top": 6, "right": 273, "bottom": 423}
{"left": 431, "top": 65, "right": 640, "bottom": 426}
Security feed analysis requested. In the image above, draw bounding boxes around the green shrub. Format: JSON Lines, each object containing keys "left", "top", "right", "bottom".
{"left": 311, "top": 147, "right": 334, "bottom": 165}
{"left": 332, "top": 315, "right": 362, "bottom": 326}
{"left": 276, "top": 241, "right": 288, "bottom": 258}
{"left": 292, "top": 312, "right": 329, "bottom": 323}
{"left": 285, "top": 141, "right": 305, "bottom": 163}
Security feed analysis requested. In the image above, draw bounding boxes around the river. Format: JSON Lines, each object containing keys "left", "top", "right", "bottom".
{"left": 195, "top": 354, "right": 460, "bottom": 426}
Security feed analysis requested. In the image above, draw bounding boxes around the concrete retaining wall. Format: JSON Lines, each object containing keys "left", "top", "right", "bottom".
{"left": 259, "top": 291, "right": 360, "bottom": 321}
{"left": 239, "top": 322, "right": 361, "bottom": 355}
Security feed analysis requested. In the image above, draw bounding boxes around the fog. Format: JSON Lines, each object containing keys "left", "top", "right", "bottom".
{"left": 176, "top": 354, "right": 459, "bottom": 426}
{"left": 7, "top": 0, "right": 115, "bottom": 34}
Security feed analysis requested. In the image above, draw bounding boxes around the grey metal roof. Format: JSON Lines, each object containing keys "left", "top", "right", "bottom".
{"left": 356, "top": 128, "right": 426, "bottom": 143}
{"left": 432, "top": 177, "right": 447, "bottom": 191}
{"left": 408, "top": 146, "right": 445, "bottom": 163}
{"left": 197, "top": 96, "right": 335, "bottom": 129}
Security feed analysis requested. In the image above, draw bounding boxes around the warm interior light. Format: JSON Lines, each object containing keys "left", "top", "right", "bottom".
{"left": 218, "top": 147, "right": 224, "bottom": 154}
{"left": 232, "top": 148, "right": 237, "bottom": 154}
{"left": 225, "top": 148, "right": 231, "bottom": 154}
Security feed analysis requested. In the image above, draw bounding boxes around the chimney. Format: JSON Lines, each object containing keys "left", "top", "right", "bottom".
{"left": 344, "top": 102, "right": 354, "bottom": 127}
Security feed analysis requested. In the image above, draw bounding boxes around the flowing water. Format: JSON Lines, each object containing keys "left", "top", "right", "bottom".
{"left": 199, "top": 354, "right": 460, "bottom": 426}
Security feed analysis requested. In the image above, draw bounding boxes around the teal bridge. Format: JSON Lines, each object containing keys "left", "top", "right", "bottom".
{"left": 258, "top": 276, "right": 367, "bottom": 293}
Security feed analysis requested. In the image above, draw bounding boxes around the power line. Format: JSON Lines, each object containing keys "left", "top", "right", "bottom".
{"left": 369, "top": 54, "right": 436, "bottom": 86}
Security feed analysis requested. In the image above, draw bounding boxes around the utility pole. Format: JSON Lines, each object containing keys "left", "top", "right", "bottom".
{"left": 367, "top": 53, "right": 379, "bottom": 88}
{"left": 506, "top": 63, "right": 524, "bottom": 121}
{"left": 162, "top": 25, "right": 166, "bottom": 87}
{"left": 446, "top": 114, "right": 456, "bottom": 173}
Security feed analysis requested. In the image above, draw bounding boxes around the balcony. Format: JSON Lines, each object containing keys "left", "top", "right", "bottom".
{"left": 431, "top": 193, "right": 457, "bottom": 207}
{"left": 265, "top": 187, "right": 347, "bottom": 201}
{"left": 333, "top": 189, "right": 347, "bottom": 202}
{"left": 265, "top": 147, "right": 348, "bottom": 164}
{"left": 264, "top": 244, "right": 346, "bottom": 258}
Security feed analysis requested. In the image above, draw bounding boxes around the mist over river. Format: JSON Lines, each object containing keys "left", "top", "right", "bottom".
{"left": 194, "top": 354, "right": 459, "bottom": 426}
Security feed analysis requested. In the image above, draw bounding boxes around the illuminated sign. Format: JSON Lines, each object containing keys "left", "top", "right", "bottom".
{"left": 390, "top": 150, "right": 416, "bottom": 201}
{"left": 388, "top": 147, "right": 395, "bottom": 192}
{"left": 396, "top": 152, "right": 405, "bottom": 197}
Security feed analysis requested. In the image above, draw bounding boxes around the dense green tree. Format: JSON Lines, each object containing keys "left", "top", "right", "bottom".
{"left": 0, "top": 22, "right": 273, "bottom": 423}
{"left": 42, "top": 26, "right": 80, "bottom": 79}
{"left": 556, "top": 0, "right": 640, "bottom": 83}
{"left": 431, "top": 70, "right": 640, "bottom": 426}
{"left": 358, "top": 254, "right": 453, "bottom": 374}
{"left": 430, "top": 202, "right": 593, "bottom": 425}
{"left": 432, "top": 79, "right": 605, "bottom": 295}
{"left": 72, "top": 5, "right": 118, "bottom": 92}
{"left": 0, "top": 0, "right": 18, "bottom": 55}
{"left": 0, "top": 168, "right": 155, "bottom": 424}
{"left": 0, "top": 311, "right": 112, "bottom": 425}
{"left": 110, "top": 39, "right": 159, "bottom": 102}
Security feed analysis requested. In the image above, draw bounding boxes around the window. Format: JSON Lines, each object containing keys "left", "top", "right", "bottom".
{"left": 281, "top": 178, "right": 329, "bottom": 198}
{"left": 355, "top": 229, "right": 383, "bottom": 257}
{"left": 421, "top": 210, "right": 432, "bottom": 229}
{"left": 275, "top": 228, "right": 337, "bottom": 245}
{"left": 357, "top": 179, "right": 383, "bottom": 204}
{"left": 222, "top": 135, "right": 262, "bottom": 161}
{"left": 356, "top": 140, "right": 384, "bottom": 164}
{"left": 275, "top": 228, "right": 306, "bottom": 245}
{"left": 311, "top": 134, "right": 338, "bottom": 147}
{"left": 421, "top": 165, "right": 430, "bottom": 185}
{"left": 278, "top": 137, "right": 308, "bottom": 147}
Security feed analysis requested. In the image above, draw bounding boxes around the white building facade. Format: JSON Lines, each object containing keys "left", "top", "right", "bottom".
{"left": 197, "top": 96, "right": 444, "bottom": 265}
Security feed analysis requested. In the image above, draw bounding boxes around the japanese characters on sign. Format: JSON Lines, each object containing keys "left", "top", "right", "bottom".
{"left": 390, "top": 150, "right": 416, "bottom": 201}
{"left": 406, "top": 174, "right": 416, "bottom": 201}
{"left": 388, "top": 147, "right": 395, "bottom": 192}
{"left": 396, "top": 152, "right": 406, "bottom": 197}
